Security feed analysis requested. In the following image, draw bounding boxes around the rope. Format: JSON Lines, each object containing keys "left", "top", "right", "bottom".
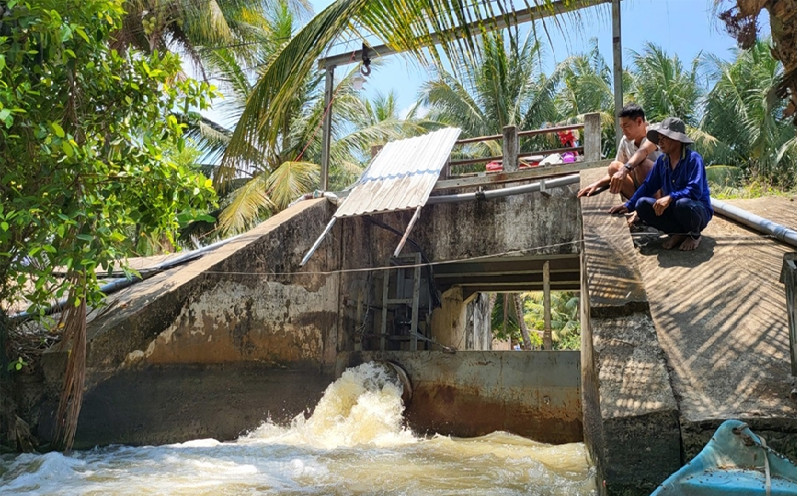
{"left": 180, "top": 231, "right": 784, "bottom": 279}
{"left": 760, "top": 434, "right": 772, "bottom": 496}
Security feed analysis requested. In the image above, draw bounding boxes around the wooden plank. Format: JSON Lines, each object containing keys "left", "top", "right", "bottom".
{"left": 411, "top": 253, "right": 421, "bottom": 352}
{"left": 517, "top": 123, "right": 585, "bottom": 138}
{"left": 453, "top": 124, "right": 585, "bottom": 146}
{"left": 433, "top": 159, "right": 611, "bottom": 190}
{"left": 393, "top": 206, "right": 422, "bottom": 257}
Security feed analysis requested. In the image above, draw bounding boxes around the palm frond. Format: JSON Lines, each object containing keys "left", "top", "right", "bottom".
{"left": 265, "top": 160, "right": 320, "bottom": 209}
{"left": 218, "top": 173, "right": 273, "bottom": 234}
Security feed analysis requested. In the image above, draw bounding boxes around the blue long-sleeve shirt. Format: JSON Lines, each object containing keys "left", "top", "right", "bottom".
{"left": 624, "top": 147, "right": 713, "bottom": 215}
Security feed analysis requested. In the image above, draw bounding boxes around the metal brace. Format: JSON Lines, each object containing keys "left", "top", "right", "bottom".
{"left": 540, "top": 179, "right": 551, "bottom": 198}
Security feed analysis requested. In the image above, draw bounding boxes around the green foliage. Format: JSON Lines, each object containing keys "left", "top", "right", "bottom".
{"left": 627, "top": 42, "right": 703, "bottom": 126}
{"left": 490, "top": 292, "right": 580, "bottom": 350}
{"left": 6, "top": 356, "right": 26, "bottom": 373}
{"left": 701, "top": 39, "right": 797, "bottom": 187}
{"left": 419, "top": 30, "right": 559, "bottom": 170}
{"left": 0, "top": 0, "right": 218, "bottom": 313}
{"left": 193, "top": 2, "right": 433, "bottom": 234}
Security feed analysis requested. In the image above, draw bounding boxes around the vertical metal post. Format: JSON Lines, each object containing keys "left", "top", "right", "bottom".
{"left": 381, "top": 269, "right": 390, "bottom": 351}
{"left": 321, "top": 65, "right": 335, "bottom": 191}
{"left": 611, "top": 0, "right": 623, "bottom": 146}
{"left": 411, "top": 253, "right": 422, "bottom": 351}
{"left": 583, "top": 112, "right": 602, "bottom": 163}
{"left": 780, "top": 253, "right": 797, "bottom": 377}
{"left": 502, "top": 125, "right": 519, "bottom": 172}
{"left": 543, "top": 261, "right": 552, "bottom": 350}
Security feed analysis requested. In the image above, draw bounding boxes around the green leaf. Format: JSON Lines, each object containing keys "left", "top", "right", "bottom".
{"left": 0, "top": 55, "right": 5, "bottom": 72}
{"left": 0, "top": 222, "right": 7, "bottom": 231}
{"left": 61, "top": 140, "right": 73, "bottom": 157}
{"left": 75, "top": 27, "right": 90, "bottom": 43}
{"left": 51, "top": 122, "right": 65, "bottom": 138}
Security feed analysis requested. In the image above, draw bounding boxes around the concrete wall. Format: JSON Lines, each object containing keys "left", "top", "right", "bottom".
{"left": 579, "top": 170, "right": 681, "bottom": 496}
{"left": 35, "top": 182, "right": 583, "bottom": 448}
{"left": 339, "top": 350, "right": 583, "bottom": 444}
{"left": 39, "top": 200, "right": 344, "bottom": 448}
{"left": 336, "top": 184, "right": 581, "bottom": 353}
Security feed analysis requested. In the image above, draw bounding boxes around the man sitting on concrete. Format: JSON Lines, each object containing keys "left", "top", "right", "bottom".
{"left": 609, "top": 117, "right": 713, "bottom": 251}
{"left": 578, "top": 103, "right": 661, "bottom": 199}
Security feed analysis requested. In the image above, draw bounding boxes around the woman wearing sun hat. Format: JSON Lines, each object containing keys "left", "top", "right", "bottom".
{"left": 609, "top": 117, "right": 712, "bottom": 251}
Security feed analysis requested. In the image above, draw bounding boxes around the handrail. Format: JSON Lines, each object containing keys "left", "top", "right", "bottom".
{"left": 453, "top": 123, "right": 585, "bottom": 146}
{"left": 449, "top": 146, "right": 584, "bottom": 167}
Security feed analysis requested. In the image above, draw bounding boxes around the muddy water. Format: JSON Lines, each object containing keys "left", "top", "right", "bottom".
{"left": 0, "top": 363, "right": 596, "bottom": 495}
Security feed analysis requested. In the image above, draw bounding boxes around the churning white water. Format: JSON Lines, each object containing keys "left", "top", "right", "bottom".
{"left": 0, "top": 362, "right": 596, "bottom": 495}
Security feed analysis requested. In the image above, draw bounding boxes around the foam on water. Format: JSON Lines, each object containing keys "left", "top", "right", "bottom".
{"left": 242, "top": 361, "right": 417, "bottom": 449}
{"left": 0, "top": 362, "right": 596, "bottom": 495}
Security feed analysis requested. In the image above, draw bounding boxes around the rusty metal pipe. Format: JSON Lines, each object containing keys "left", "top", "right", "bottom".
{"left": 427, "top": 175, "right": 580, "bottom": 204}
{"left": 375, "top": 361, "right": 413, "bottom": 405}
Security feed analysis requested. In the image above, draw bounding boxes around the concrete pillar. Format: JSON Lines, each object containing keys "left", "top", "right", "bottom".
{"left": 780, "top": 253, "right": 797, "bottom": 377}
{"left": 543, "top": 261, "right": 552, "bottom": 350}
{"left": 584, "top": 113, "right": 601, "bottom": 163}
{"left": 430, "top": 287, "right": 467, "bottom": 349}
{"left": 502, "top": 125, "right": 519, "bottom": 172}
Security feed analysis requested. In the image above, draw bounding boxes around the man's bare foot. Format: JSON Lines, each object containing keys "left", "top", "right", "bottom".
{"left": 662, "top": 234, "right": 686, "bottom": 250}
{"left": 679, "top": 236, "right": 701, "bottom": 251}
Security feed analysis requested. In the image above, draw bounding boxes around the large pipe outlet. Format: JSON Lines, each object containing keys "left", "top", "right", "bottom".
{"left": 376, "top": 361, "right": 413, "bottom": 405}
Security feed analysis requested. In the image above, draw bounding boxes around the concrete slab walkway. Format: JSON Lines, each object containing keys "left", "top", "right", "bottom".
{"left": 580, "top": 168, "right": 797, "bottom": 494}
{"left": 632, "top": 196, "right": 797, "bottom": 457}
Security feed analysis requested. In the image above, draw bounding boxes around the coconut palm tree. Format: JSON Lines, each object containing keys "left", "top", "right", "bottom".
{"left": 219, "top": 0, "right": 598, "bottom": 176}
{"left": 712, "top": 1, "right": 797, "bottom": 130}
{"left": 627, "top": 42, "right": 704, "bottom": 126}
{"left": 418, "top": 30, "right": 560, "bottom": 168}
{"left": 424, "top": 32, "right": 558, "bottom": 133}
{"left": 112, "top": 0, "right": 311, "bottom": 66}
{"left": 702, "top": 39, "right": 797, "bottom": 186}
{"left": 553, "top": 38, "right": 626, "bottom": 158}
{"left": 191, "top": 2, "right": 433, "bottom": 234}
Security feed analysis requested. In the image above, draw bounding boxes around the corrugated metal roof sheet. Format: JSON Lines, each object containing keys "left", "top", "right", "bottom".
{"left": 334, "top": 128, "right": 462, "bottom": 218}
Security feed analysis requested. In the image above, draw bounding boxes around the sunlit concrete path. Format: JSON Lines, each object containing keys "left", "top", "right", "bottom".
{"left": 580, "top": 168, "right": 797, "bottom": 494}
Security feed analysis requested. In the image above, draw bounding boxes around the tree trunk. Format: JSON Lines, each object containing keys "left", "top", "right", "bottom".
{"left": 722, "top": 1, "right": 797, "bottom": 124}
{"left": 52, "top": 272, "right": 88, "bottom": 453}
{"left": 767, "top": 0, "right": 797, "bottom": 124}
{"left": 513, "top": 294, "right": 533, "bottom": 351}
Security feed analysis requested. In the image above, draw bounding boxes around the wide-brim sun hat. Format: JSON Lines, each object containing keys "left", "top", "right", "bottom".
{"left": 647, "top": 117, "right": 694, "bottom": 145}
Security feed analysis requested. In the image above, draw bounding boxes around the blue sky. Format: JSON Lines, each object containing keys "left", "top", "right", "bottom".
{"left": 308, "top": 0, "right": 769, "bottom": 116}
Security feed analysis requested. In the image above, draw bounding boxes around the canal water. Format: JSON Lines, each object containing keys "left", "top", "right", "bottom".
{"left": 0, "top": 363, "right": 597, "bottom": 495}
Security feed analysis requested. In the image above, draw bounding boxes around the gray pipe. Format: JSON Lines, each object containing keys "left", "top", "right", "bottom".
{"left": 11, "top": 233, "right": 245, "bottom": 323}
{"left": 427, "top": 174, "right": 580, "bottom": 204}
{"left": 711, "top": 198, "right": 797, "bottom": 250}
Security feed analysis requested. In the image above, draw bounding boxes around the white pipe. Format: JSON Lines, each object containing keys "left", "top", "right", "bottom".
{"left": 711, "top": 198, "right": 797, "bottom": 249}
{"left": 426, "top": 175, "right": 580, "bottom": 204}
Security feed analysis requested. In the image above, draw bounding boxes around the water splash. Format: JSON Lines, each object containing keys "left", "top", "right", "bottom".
{"left": 243, "top": 362, "right": 416, "bottom": 449}
{"left": 0, "top": 362, "right": 596, "bottom": 495}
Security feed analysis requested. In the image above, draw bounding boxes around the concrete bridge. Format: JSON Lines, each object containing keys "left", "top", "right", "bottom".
{"left": 32, "top": 135, "right": 797, "bottom": 495}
